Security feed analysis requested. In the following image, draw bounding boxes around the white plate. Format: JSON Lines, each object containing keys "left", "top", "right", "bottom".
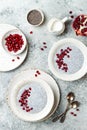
{"left": 0, "top": 24, "right": 28, "bottom": 72}
{"left": 48, "top": 38, "right": 87, "bottom": 81}
{"left": 8, "top": 77, "right": 54, "bottom": 122}
{"left": 7, "top": 69, "right": 60, "bottom": 121}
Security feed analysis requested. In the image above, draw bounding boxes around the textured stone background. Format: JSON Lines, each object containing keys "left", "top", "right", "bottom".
{"left": 0, "top": 0, "right": 87, "bottom": 130}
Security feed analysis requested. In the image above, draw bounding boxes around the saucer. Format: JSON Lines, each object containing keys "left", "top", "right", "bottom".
{"left": 0, "top": 24, "right": 28, "bottom": 71}
{"left": 7, "top": 69, "right": 60, "bottom": 121}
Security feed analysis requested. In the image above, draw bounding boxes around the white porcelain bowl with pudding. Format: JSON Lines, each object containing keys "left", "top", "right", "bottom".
{"left": 7, "top": 77, "right": 54, "bottom": 122}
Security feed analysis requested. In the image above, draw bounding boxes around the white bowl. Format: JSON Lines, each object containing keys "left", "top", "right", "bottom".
{"left": 8, "top": 78, "right": 54, "bottom": 122}
{"left": 2, "top": 29, "right": 27, "bottom": 55}
{"left": 48, "top": 38, "right": 87, "bottom": 81}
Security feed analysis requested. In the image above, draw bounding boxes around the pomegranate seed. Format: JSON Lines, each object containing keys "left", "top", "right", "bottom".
{"left": 23, "top": 107, "right": 25, "bottom": 110}
{"left": 35, "top": 74, "right": 37, "bottom": 77}
{"left": 71, "top": 15, "right": 74, "bottom": 19}
{"left": 43, "top": 42, "right": 46, "bottom": 45}
{"left": 30, "top": 31, "right": 33, "bottom": 34}
{"left": 40, "top": 48, "right": 44, "bottom": 51}
{"left": 43, "top": 46, "right": 47, "bottom": 48}
{"left": 67, "top": 55, "right": 70, "bottom": 58}
{"left": 76, "top": 108, "right": 79, "bottom": 111}
{"left": 12, "top": 59, "right": 15, "bottom": 62}
{"left": 36, "top": 70, "right": 41, "bottom": 75}
{"left": 69, "top": 11, "right": 72, "bottom": 14}
{"left": 74, "top": 114, "right": 77, "bottom": 116}
{"left": 30, "top": 107, "right": 33, "bottom": 110}
{"left": 17, "top": 57, "right": 20, "bottom": 59}
{"left": 29, "top": 87, "right": 32, "bottom": 90}
{"left": 70, "top": 112, "right": 74, "bottom": 115}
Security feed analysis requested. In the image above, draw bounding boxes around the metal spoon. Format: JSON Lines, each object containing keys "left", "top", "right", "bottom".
{"left": 60, "top": 101, "right": 80, "bottom": 123}
{"left": 52, "top": 92, "right": 75, "bottom": 122}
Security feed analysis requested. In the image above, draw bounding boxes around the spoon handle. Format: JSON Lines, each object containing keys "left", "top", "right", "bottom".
{"left": 60, "top": 107, "right": 69, "bottom": 123}
{"left": 52, "top": 112, "right": 65, "bottom": 122}
{"left": 52, "top": 104, "right": 69, "bottom": 122}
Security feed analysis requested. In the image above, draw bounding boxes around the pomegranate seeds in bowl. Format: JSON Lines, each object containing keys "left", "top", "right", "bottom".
{"left": 5, "top": 34, "right": 24, "bottom": 53}
{"left": 2, "top": 29, "right": 27, "bottom": 55}
{"left": 72, "top": 15, "right": 87, "bottom": 36}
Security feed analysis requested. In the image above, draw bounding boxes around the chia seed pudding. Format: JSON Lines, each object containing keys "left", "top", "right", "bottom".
{"left": 17, "top": 82, "right": 47, "bottom": 113}
{"left": 27, "top": 9, "right": 44, "bottom": 26}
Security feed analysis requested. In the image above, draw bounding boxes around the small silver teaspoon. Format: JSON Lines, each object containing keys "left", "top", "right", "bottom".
{"left": 52, "top": 92, "right": 75, "bottom": 122}
{"left": 60, "top": 101, "right": 80, "bottom": 123}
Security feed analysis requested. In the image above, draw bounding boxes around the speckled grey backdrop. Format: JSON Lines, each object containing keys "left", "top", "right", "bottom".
{"left": 0, "top": 0, "right": 87, "bottom": 130}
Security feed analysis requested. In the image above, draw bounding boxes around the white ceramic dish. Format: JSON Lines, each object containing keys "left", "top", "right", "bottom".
{"left": 7, "top": 69, "right": 60, "bottom": 122}
{"left": 7, "top": 77, "right": 54, "bottom": 122}
{"left": 48, "top": 38, "right": 87, "bottom": 81}
{"left": 0, "top": 24, "right": 28, "bottom": 72}
{"left": 2, "top": 29, "right": 27, "bottom": 55}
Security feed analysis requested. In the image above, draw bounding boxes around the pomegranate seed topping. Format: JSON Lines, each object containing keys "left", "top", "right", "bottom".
{"left": 12, "top": 59, "right": 15, "bottom": 62}
{"left": 19, "top": 87, "right": 33, "bottom": 112}
{"left": 70, "top": 112, "right": 74, "bottom": 115}
{"left": 17, "top": 57, "right": 20, "bottom": 59}
{"left": 56, "top": 47, "right": 72, "bottom": 72}
{"left": 5, "top": 34, "right": 24, "bottom": 53}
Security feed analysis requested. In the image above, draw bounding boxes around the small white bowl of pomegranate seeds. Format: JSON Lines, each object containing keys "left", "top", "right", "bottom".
{"left": 2, "top": 29, "right": 27, "bottom": 55}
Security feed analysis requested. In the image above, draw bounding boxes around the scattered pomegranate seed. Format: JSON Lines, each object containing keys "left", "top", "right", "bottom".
{"left": 5, "top": 34, "right": 24, "bottom": 53}
{"left": 40, "top": 48, "right": 44, "bottom": 51}
{"left": 71, "top": 15, "right": 74, "bottom": 19}
{"left": 35, "top": 74, "right": 37, "bottom": 77}
{"left": 36, "top": 70, "right": 41, "bottom": 75}
{"left": 43, "top": 42, "right": 46, "bottom": 45}
{"left": 12, "top": 59, "right": 15, "bottom": 62}
{"left": 17, "top": 56, "right": 20, "bottom": 60}
{"left": 30, "top": 31, "right": 33, "bottom": 34}
{"left": 69, "top": 11, "right": 73, "bottom": 14}
{"left": 70, "top": 112, "right": 74, "bottom": 115}
{"left": 74, "top": 114, "right": 77, "bottom": 116}
{"left": 76, "top": 108, "right": 80, "bottom": 111}
{"left": 43, "top": 46, "right": 47, "bottom": 48}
